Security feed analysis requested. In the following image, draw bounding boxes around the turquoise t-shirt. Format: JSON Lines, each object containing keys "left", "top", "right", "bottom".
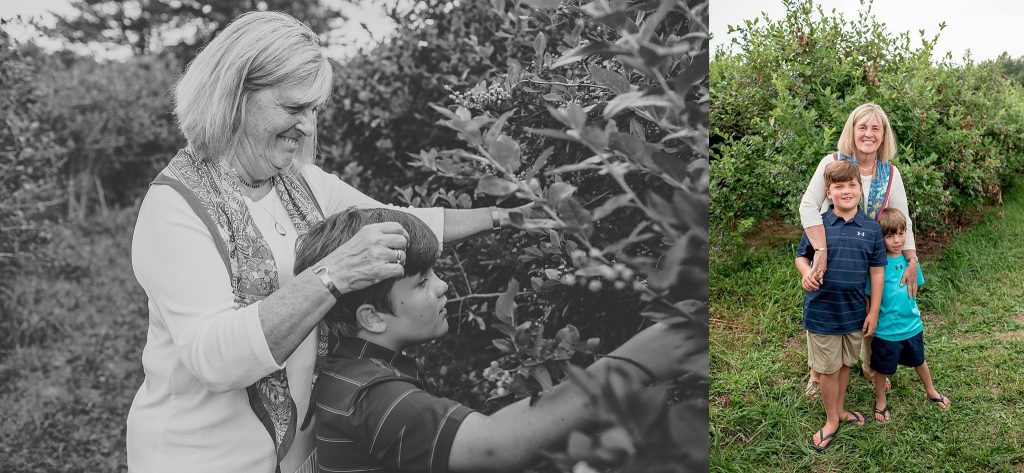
{"left": 864, "top": 255, "right": 925, "bottom": 341}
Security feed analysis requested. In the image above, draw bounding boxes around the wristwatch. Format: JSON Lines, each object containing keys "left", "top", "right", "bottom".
{"left": 489, "top": 206, "right": 502, "bottom": 231}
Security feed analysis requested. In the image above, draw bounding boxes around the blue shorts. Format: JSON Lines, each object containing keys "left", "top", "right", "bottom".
{"left": 870, "top": 332, "right": 925, "bottom": 376}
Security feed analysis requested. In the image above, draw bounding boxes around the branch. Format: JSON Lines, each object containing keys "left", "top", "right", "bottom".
{"left": 523, "top": 78, "right": 613, "bottom": 92}
{"left": 448, "top": 292, "right": 531, "bottom": 303}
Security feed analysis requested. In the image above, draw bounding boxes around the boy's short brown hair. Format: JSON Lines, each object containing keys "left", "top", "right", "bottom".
{"left": 293, "top": 208, "right": 440, "bottom": 339}
{"left": 824, "top": 160, "right": 860, "bottom": 189}
{"left": 877, "top": 208, "right": 907, "bottom": 236}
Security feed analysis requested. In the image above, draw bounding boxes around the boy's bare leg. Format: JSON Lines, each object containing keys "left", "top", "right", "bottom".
{"left": 873, "top": 372, "right": 890, "bottom": 422}
{"left": 835, "top": 364, "right": 863, "bottom": 424}
{"left": 861, "top": 335, "right": 890, "bottom": 390}
{"left": 915, "top": 362, "right": 950, "bottom": 408}
{"left": 813, "top": 369, "right": 842, "bottom": 448}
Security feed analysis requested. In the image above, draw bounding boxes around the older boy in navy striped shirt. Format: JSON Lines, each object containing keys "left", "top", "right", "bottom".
{"left": 795, "top": 160, "right": 886, "bottom": 451}
{"left": 293, "top": 208, "right": 689, "bottom": 473}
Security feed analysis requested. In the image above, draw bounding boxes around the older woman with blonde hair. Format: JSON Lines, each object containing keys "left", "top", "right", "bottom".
{"left": 798, "top": 103, "right": 918, "bottom": 399}
{"left": 127, "top": 11, "right": 519, "bottom": 473}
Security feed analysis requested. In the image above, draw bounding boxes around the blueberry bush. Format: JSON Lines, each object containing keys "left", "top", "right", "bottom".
{"left": 323, "top": 0, "right": 708, "bottom": 470}
{"left": 711, "top": 0, "right": 1024, "bottom": 245}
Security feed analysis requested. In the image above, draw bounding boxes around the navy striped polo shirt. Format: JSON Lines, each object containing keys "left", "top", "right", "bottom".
{"left": 797, "top": 207, "right": 887, "bottom": 335}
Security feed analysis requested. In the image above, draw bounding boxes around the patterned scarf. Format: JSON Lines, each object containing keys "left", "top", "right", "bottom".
{"left": 833, "top": 152, "right": 893, "bottom": 219}
{"left": 152, "top": 148, "right": 327, "bottom": 468}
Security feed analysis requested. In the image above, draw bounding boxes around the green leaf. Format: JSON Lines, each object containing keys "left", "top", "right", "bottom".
{"left": 592, "top": 193, "right": 632, "bottom": 220}
{"left": 495, "top": 278, "right": 519, "bottom": 325}
{"left": 492, "top": 338, "right": 515, "bottom": 353}
{"left": 525, "top": 127, "right": 575, "bottom": 142}
{"left": 525, "top": 146, "right": 554, "bottom": 180}
{"left": 608, "top": 131, "right": 654, "bottom": 163}
{"left": 533, "top": 31, "right": 547, "bottom": 63}
{"left": 484, "top": 110, "right": 516, "bottom": 147}
{"left": 589, "top": 65, "right": 630, "bottom": 94}
{"left": 603, "top": 91, "right": 674, "bottom": 118}
{"left": 545, "top": 181, "right": 577, "bottom": 202}
{"left": 477, "top": 175, "right": 518, "bottom": 196}
{"left": 521, "top": 0, "right": 562, "bottom": 9}
{"left": 671, "top": 51, "right": 709, "bottom": 95}
{"left": 555, "top": 324, "right": 580, "bottom": 350}
{"left": 487, "top": 135, "right": 522, "bottom": 171}
{"left": 551, "top": 41, "right": 615, "bottom": 68}
{"left": 530, "top": 365, "right": 555, "bottom": 391}
{"left": 557, "top": 197, "right": 593, "bottom": 235}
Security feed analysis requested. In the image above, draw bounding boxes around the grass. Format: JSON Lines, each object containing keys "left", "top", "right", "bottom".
{"left": 710, "top": 183, "right": 1024, "bottom": 472}
{"left": 0, "top": 208, "right": 148, "bottom": 473}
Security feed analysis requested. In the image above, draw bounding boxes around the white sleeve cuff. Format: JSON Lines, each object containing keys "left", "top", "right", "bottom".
{"left": 246, "top": 301, "right": 286, "bottom": 371}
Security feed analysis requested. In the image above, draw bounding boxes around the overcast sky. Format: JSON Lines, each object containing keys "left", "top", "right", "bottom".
{"left": 0, "top": 0, "right": 396, "bottom": 60}
{"left": 711, "top": 0, "right": 1024, "bottom": 63}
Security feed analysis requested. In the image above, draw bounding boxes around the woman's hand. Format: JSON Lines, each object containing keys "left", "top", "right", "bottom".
{"left": 810, "top": 250, "right": 827, "bottom": 287}
{"left": 901, "top": 259, "right": 918, "bottom": 298}
{"left": 321, "top": 222, "right": 410, "bottom": 293}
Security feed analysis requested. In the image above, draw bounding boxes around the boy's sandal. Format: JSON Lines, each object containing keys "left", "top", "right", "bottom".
{"left": 928, "top": 394, "right": 950, "bottom": 409}
{"left": 874, "top": 404, "right": 891, "bottom": 423}
{"left": 841, "top": 411, "right": 866, "bottom": 426}
{"left": 809, "top": 425, "right": 840, "bottom": 453}
{"left": 804, "top": 378, "right": 821, "bottom": 399}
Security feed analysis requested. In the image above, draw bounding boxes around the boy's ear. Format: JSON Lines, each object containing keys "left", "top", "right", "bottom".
{"left": 355, "top": 304, "right": 388, "bottom": 334}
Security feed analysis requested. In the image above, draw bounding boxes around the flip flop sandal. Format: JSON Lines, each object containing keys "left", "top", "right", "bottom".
{"left": 804, "top": 379, "right": 821, "bottom": 398}
{"left": 809, "top": 425, "right": 840, "bottom": 453}
{"left": 841, "top": 411, "right": 866, "bottom": 426}
{"left": 874, "top": 404, "right": 891, "bottom": 423}
{"left": 928, "top": 394, "right": 950, "bottom": 408}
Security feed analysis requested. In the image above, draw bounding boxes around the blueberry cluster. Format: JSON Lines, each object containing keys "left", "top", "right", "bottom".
{"left": 444, "top": 82, "right": 512, "bottom": 110}
{"left": 482, "top": 360, "right": 514, "bottom": 398}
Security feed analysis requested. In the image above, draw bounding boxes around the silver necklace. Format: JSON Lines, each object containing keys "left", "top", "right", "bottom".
{"left": 254, "top": 196, "right": 287, "bottom": 236}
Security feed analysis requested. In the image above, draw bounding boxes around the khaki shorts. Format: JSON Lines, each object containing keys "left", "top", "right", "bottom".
{"left": 806, "top": 331, "right": 863, "bottom": 375}
{"left": 807, "top": 332, "right": 874, "bottom": 371}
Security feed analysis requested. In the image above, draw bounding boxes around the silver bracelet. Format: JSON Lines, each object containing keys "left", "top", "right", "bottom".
{"left": 312, "top": 265, "right": 343, "bottom": 299}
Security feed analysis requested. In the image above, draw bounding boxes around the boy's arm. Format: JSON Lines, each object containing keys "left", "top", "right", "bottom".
{"left": 863, "top": 266, "right": 884, "bottom": 336}
{"left": 449, "top": 322, "right": 692, "bottom": 473}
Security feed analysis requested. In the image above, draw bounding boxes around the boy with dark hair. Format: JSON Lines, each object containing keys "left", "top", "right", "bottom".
{"left": 867, "top": 208, "right": 949, "bottom": 422}
{"left": 294, "top": 207, "right": 689, "bottom": 473}
{"left": 796, "top": 160, "right": 886, "bottom": 451}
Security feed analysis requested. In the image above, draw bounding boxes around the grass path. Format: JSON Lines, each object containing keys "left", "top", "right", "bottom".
{"left": 710, "top": 183, "right": 1024, "bottom": 472}
{"left": 0, "top": 208, "right": 147, "bottom": 472}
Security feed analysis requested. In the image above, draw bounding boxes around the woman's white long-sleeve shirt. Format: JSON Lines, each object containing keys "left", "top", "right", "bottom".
{"left": 126, "top": 163, "right": 443, "bottom": 473}
{"left": 798, "top": 154, "right": 915, "bottom": 250}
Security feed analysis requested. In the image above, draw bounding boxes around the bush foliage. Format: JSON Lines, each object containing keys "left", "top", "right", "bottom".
{"left": 710, "top": 0, "right": 1024, "bottom": 241}
{"left": 323, "top": 1, "right": 708, "bottom": 470}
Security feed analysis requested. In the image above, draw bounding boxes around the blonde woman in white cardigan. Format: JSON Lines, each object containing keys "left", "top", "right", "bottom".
{"left": 799, "top": 103, "right": 919, "bottom": 398}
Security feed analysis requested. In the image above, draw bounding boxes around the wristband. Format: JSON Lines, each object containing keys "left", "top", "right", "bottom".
{"left": 312, "top": 265, "right": 343, "bottom": 299}
{"left": 815, "top": 247, "right": 826, "bottom": 252}
{"left": 489, "top": 206, "right": 502, "bottom": 231}
{"left": 908, "top": 256, "right": 919, "bottom": 263}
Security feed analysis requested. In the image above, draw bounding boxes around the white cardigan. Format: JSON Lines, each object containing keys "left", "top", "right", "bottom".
{"left": 799, "top": 154, "right": 915, "bottom": 250}
{"left": 126, "top": 163, "right": 443, "bottom": 473}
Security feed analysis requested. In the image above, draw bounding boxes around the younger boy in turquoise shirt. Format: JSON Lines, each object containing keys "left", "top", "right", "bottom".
{"left": 867, "top": 208, "right": 951, "bottom": 422}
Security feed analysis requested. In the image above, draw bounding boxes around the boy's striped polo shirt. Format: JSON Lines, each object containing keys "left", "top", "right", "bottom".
{"left": 797, "top": 207, "right": 887, "bottom": 335}
{"left": 314, "top": 337, "right": 474, "bottom": 473}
